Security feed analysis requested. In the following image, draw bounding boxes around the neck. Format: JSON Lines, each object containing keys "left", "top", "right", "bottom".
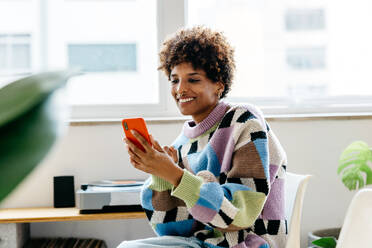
{"left": 192, "top": 101, "right": 219, "bottom": 124}
{"left": 183, "top": 101, "right": 228, "bottom": 139}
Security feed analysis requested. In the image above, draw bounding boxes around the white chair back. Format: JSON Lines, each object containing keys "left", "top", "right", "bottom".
{"left": 336, "top": 188, "right": 372, "bottom": 248}
{"left": 284, "top": 172, "right": 312, "bottom": 248}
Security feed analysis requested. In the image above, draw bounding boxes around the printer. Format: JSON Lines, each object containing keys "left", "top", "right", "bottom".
{"left": 76, "top": 180, "right": 144, "bottom": 214}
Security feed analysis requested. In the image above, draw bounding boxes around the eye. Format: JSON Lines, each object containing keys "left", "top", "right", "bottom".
{"left": 171, "top": 79, "right": 179, "bottom": 84}
{"left": 188, "top": 78, "right": 200, "bottom": 83}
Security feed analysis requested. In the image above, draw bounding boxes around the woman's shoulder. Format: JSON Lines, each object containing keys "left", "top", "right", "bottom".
{"left": 223, "top": 102, "right": 266, "bottom": 128}
{"left": 226, "top": 102, "right": 263, "bottom": 115}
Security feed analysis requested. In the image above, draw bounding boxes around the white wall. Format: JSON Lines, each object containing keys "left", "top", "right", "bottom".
{"left": 2, "top": 117, "right": 372, "bottom": 247}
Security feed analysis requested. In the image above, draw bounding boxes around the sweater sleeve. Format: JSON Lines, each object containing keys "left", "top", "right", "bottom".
{"left": 140, "top": 145, "right": 196, "bottom": 237}
{"left": 141, "top": 174, "right": 198, "bottom": 237}
{"left": 171, "top": 118, "right": 279, "bottom": 231}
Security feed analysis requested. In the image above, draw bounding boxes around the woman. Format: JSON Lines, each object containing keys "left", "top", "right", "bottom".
{"left": 120, "top": 26, "right": 287, "bottom": 248}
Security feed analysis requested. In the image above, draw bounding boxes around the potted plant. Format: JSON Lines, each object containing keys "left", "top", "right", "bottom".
{"left": 0, "top": 71, "right": 75, "bottom": 203}
{"left": 308, "top": 141, "right": 372, "bottom": 248}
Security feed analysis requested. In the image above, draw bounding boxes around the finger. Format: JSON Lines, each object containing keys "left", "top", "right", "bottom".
{"left": 130, "top": 158, "right": 152, "bottom": 174}
{"left": 130, "top": 157, "right": 140, "bottom": 166}
{"left": 153, "top": 143, "right": 161, "bottom": 152}
{"left": 125, "top": 137, "right": 146, "bottom": 157}
{"left": 127, "top": 146, "right": 141, "bottom": 161}
{"left": 149, "top": 134, "right": 155, "bottom": 145}
{"left": 163, "top": 146, "right": 170, "bottom": 154}
{"left": 150, "top": 135, "right": 163, "bottom": 152}
{"left": 169, "top": 146, "right": 177, "bottom": 155}
{"left": 164, "top": 146, "right": 176, "bottom": 163}
{"left": 130, "top": 157, "right": 142, "bottom": 169}
{"left": 170, "top": 147, "right": 178, "bottom": 162}
{"left": 127, "top": 144, "right": 141, "bottom": 162}
{"left": 131, "top": 130, "right": 152, "bottom": 151}
{"left": 154, "top": 140, "right": 163, "bottom": 152}
{"left": 124, "top": 137, "right": 134, "bottom": 146}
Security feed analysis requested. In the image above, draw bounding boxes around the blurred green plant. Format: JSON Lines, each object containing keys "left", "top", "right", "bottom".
{"left": 0, "top": 71, "right": 76, "bottom": 203}
{"left": 338, "top": 141, "right": 372, "bottom": 190}
{"left": 312, "top": 237, "right": 337, "bottom": 248}
{"left": 312, "top": 140, "right": 372, "bottom": 247}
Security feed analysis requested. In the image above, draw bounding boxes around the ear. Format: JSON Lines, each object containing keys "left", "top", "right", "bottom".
{"left": 216, "top": 82, "right": 225, "bottom": 92}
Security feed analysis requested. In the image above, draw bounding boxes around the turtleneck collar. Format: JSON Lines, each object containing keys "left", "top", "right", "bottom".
{"left": 182, "top": 101, "right": 229, "bottom": 139}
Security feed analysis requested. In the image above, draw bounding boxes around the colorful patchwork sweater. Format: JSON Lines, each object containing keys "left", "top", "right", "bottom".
{"left": 141, "top": 101, "right": 287, "bottom": 248}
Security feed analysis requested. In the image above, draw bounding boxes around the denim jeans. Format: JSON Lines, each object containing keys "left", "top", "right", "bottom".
{"left": 117, "top": 235, "right": 206, "bottom": 248}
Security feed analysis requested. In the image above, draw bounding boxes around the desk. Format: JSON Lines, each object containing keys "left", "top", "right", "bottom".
{"left": 0, "top": 207, "right": 146, "bottom": 248}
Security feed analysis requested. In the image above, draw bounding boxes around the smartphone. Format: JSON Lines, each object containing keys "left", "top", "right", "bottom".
{"left": 122, "top": 118, "right": 151, "bottom": 152}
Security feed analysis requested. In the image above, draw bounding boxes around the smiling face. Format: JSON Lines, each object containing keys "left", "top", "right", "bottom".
{"left": 170, "top": 62, "right": 224, "bottom": 123}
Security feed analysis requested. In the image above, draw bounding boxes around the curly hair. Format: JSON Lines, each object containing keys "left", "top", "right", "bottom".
{"left": 158, "top": 26, "right": 235, "bottom": 99}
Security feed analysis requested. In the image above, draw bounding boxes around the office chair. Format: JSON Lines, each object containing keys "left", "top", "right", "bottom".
{"left": 285, "top": 172, "right": 312, "bottom": 248}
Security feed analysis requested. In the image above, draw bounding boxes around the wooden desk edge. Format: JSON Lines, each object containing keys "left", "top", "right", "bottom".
{"left": 0, "top": 207, "right": 146, "bottom": 224}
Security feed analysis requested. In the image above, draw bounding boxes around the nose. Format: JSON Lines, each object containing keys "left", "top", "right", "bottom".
{"left": 176, "top": 78, "right": 188, "bottom": 94}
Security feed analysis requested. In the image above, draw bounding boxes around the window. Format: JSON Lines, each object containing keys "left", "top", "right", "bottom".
{"left": 68, "top": 44, "right": 137, "bottom": 72}
{"left": 285, "top": 9, "right": 325, "bottom": 31}
{"left": 0, "top": 0, "right": 163, "bottom": 117}
{"left": 0, "top": 34, "right": 31, "bottom": 74}
{"left": 1, "top": 0, "right": 372, "bottom": 118}
{"left": 286, "top": 47, "right": 326, "bottom": 70}
{"left": 0, "top": 0, "right": 36, "bottom": 86}
{"left": 0, "top": 34, "right": 32, "bottom": 88}
{"left": 48, "top": 0, "right": 159, "bottom": 109}
{"left": 187, "top": 0, "right": 372, "bottom": 114}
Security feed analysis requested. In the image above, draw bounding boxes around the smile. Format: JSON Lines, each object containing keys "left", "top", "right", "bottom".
{"left": 178, "top": 98, "right": 195, "bottom": 103}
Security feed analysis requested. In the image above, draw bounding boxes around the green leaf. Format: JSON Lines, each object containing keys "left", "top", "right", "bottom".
{"left": 0, "top": 71, "right": 76, "bottom": 128}
{"left": 0, "top": 71, "right": 77, "bottom": 203}
{"left": 338, "top": 141, "right": 372, "bottom": 190}
{"left": 312, "top": 237, "right": 337, "bottom": 248}
{"left": 342, "top": 167, "right": 365, "bottom": 190}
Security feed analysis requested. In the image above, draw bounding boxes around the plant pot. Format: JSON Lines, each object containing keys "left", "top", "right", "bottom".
{"left": 308, "top": 227, "right": 341, "bottom": 248}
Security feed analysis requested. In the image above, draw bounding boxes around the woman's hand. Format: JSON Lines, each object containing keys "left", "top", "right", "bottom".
{"left": 124, "top": 130, "right": 183, "bottom": 186}
{"left": 151, "top": 137, "right": 178, "bottom": 164}
{"left": 163, "top": 146, "right": 178, "bottom": 164}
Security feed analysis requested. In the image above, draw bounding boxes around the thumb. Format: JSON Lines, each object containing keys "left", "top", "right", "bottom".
{"left": 169, "top": 147, "right": 178, "bottom": 163}
{"left": 150, "top": 135, "right": 162, "bottom": 152}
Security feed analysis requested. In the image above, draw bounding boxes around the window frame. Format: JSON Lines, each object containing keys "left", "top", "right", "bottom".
{"left": 66, "top": 0, "right": 186, "bottom": 119}
{"left": 229, "top": 95, "right": 372, "bottom": 116}
{"left": 184, "top": 0, "right": 372, "bottom": 117}
{"left": 0, "top": 34, "right": 32, "bottom": 75}
{"left": 5, "top": 0, "right": 372, "bottom": 120}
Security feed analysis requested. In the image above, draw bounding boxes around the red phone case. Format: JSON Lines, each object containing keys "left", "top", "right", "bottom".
{"left": 122, "top": 118, "right": 151, "bottom": 151}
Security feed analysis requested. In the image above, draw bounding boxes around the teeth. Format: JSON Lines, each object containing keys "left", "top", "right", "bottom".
{"left": 179, "top": 98, "right": 194, "bottom": 103}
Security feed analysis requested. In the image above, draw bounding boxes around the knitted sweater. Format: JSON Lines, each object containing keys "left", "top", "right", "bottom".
{"left": 141, "top": 101, "right": 287, "bottom": 248}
